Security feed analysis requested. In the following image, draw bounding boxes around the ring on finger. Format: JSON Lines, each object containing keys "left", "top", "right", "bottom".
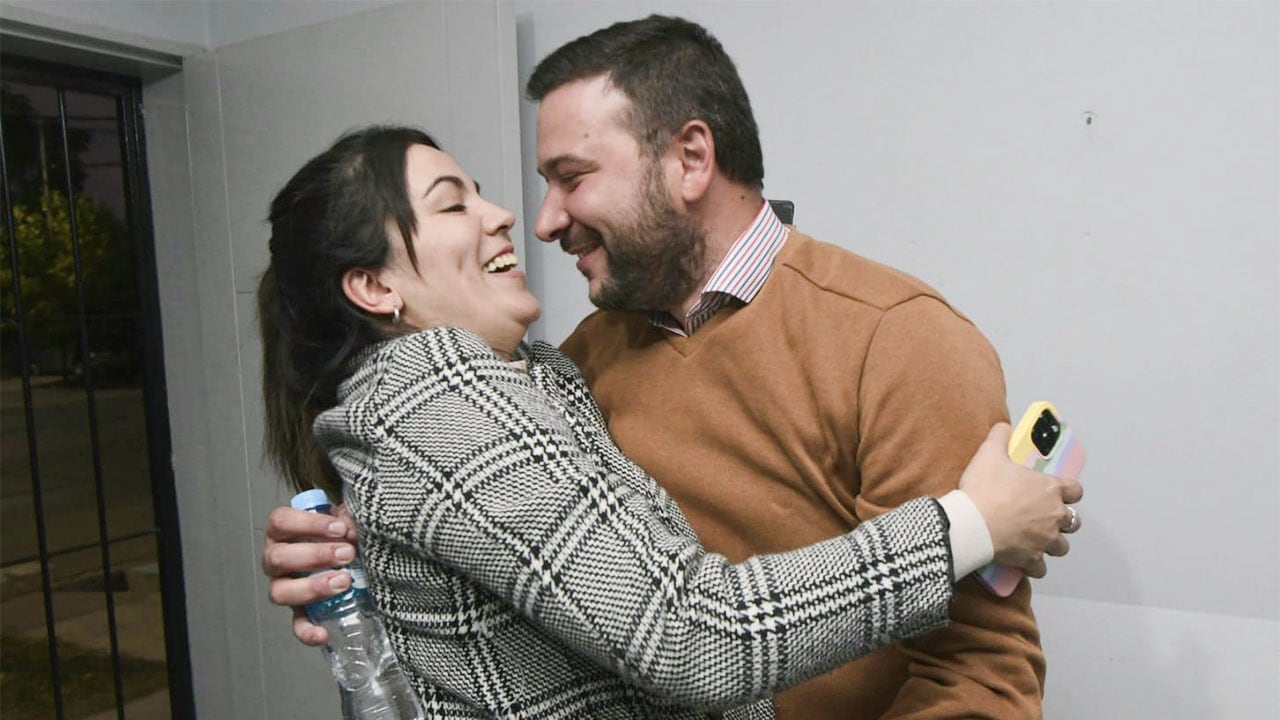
{"left": 1060, "top": 505, "right": 1079, "bottom": 533}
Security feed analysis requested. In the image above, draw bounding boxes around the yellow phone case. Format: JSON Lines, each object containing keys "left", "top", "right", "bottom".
{"left": 977, "top": 401, "right": 1086, "bottom": 596}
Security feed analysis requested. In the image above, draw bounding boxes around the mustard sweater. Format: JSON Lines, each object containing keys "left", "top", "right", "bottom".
{"left": 562, "top": 231, "right": 1044, "bottom": 720}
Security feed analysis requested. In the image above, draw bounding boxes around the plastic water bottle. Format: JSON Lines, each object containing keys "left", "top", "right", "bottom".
{"left": 292, "top": 489, "right": 426, "bottom": 720}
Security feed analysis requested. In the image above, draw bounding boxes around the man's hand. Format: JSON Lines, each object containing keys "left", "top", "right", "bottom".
{"left": 960, "top": 423, "right": 1085, "bottom": 578}
{"left": 262, "top": 505, "right": 359, "bottom": 646}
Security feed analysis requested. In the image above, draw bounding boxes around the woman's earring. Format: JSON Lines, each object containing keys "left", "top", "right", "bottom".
{"left": 391, "top": 305, "right": 401, "bottom": 325}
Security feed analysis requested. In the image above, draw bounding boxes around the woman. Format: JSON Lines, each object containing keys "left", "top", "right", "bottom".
{"left": 258, "top": 126, "right": 1078, "bottom": 718}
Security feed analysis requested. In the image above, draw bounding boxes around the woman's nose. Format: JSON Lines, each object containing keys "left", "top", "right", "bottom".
{"left": 483, "top": 198, "right": 516, "bottom": 236}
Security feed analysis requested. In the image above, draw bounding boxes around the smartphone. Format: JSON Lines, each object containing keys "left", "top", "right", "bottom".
{"left": 975, "top": 401, "right": 1086, "bottom": 596}
{"left": 768, "top": 199, "right": 795, "bottom": 225}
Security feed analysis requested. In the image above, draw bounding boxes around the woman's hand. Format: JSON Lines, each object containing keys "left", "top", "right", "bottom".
{"left": 959, "top": 423, "right": 1084, "bottom": 578}
{"left": 261, "top": 504, "right": 359, "bottom": 646}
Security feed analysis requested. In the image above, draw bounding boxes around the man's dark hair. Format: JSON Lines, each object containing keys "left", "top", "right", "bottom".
{"left": 527, "top": 15, "right": 764, "bottom": 189}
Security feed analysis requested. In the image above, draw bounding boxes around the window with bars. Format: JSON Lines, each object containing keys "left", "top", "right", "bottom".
{"left": 1, "top": 57, "right": 192, "bottom": 720}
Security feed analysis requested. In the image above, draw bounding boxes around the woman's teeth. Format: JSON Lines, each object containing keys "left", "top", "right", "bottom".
{"left": 484, "top": 253, "right": 518, "bottom": 273}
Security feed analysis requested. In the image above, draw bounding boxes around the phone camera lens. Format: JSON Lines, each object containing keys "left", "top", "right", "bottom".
{"left": 1031, "top": 410, "right": 1061, "bottom": 457}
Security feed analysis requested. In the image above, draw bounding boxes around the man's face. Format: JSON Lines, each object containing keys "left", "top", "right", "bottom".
{"left": 534, "top": 76, "right": 705, "bottom": 313}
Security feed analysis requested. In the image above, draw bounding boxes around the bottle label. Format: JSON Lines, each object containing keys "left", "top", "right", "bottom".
{"left": 306, "top": 585, "right": 370, "bottom": 622}
{"left": 347, "top": 557, "right": 369, "bottom": 590}
{"left": 304, "top": 557, "right": 370, "bottom": 622}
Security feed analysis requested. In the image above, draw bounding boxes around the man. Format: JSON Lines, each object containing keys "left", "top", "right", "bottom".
{"left": 529, "top": 17, "right": 1045, "bottom": 717}
{"left": 267, "top": 15, "right": 1059, "bottom": 718}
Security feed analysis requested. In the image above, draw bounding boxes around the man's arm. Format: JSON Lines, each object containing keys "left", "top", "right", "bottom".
{"left": 855, "top": 295, "right": 1045, "bottom": 720}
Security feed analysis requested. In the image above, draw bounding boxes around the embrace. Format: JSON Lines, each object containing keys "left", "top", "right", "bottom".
{"left": 258, "top": 15, "right": 1083, "bottom": 720}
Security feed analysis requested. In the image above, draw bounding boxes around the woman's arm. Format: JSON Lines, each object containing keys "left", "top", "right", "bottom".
{"left": 318, "top": 328, "right": 953, "bottom": 708}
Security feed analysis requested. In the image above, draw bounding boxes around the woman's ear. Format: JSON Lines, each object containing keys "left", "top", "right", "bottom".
{"left": 342, "top": 267, "right": 398, "bottom": 315}
{"left": 671, "top": 119, "right": 715, "bottom": 203}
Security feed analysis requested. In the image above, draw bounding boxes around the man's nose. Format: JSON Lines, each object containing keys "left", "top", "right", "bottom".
{"left": 534, "top": 191, "right": 568, "bottom": 244}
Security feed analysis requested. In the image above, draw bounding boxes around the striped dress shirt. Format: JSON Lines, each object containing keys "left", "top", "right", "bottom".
{"left": 651, "top": 202, "right": 789, "bottom": 336}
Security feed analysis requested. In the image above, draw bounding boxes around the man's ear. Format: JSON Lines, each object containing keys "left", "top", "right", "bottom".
{"left": 670, "top": 119, "right": 716, "bottom": 204}
{"left": 342, "top": 267, "right": 398, "bottom": 315}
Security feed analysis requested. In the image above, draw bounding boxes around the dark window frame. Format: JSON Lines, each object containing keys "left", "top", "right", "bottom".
{"left": 1, "top": 53, "right": 193, "bottom": 720}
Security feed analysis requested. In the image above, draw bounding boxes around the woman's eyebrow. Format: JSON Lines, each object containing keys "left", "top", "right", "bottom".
{"left": 423, "top": 175, "right": 467, "bottom": 198}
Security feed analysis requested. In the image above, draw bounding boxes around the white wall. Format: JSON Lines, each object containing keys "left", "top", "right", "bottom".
{"left": 0, "top": 0, "right": 405, "bottom": 54}
{"left": 205, "top": 0, "right": 402, "bottom": 49}
{"left": 1, "top": 0, "right": 210, "bottom": 49}
{"left": 514, "top": 2, "right": 1279, "bottom": 718}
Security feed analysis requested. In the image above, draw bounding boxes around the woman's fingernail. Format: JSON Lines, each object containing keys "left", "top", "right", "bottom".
{"left": 327, "top": 522, "right": 346, "bottom": 537}
{"left": 328, "top": 572, "right": 351, "bottom": 591}
{"left": 334, "top": 546, "right": 355, "bottom": 563}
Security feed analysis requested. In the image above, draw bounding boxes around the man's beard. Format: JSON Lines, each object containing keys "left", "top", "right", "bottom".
{"left": 583, "top": 164, "right": 707, "bottom": 313}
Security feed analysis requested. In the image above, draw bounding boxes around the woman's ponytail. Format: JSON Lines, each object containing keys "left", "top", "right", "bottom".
{"left": 257, "top": 265, "right": 341, "bottom": 496}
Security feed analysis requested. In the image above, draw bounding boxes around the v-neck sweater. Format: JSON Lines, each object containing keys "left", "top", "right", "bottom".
{"left": 561, "top": 230, "right": 1045, "bottom": 720}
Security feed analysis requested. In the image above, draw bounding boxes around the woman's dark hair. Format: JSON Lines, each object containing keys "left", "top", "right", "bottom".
{"left": 258, "top": 125, "right": 438, "bottom": 497}
{"left": 526, "top": 14, "right": 764, "bottom": 189}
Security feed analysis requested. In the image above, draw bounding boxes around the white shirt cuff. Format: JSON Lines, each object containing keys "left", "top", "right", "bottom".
{"left": 938, "top": 490, "right": 995, "bottom": 582}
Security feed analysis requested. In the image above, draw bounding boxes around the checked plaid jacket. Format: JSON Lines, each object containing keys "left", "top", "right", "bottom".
{"left": 313, "top": 327, "right": 955, "bottom": 719}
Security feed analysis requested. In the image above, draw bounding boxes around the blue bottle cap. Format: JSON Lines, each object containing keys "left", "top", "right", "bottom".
{"left": 291, "top": 488, "right": 332, "bottom": 512}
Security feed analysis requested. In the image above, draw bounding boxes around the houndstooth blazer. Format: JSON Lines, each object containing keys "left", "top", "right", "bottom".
{"left": 313, "top": 327, "right": 955, "bottom": 719}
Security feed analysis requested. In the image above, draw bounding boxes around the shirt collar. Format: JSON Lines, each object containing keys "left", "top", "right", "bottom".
{"left": 703, "top": 201, "right": 790, "bottom": 304}
{"left": 648, "top": 201, "right": 790, "bottom": 335}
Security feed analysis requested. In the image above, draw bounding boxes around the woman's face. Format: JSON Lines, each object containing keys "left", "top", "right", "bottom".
{"left": 379, "top": 144, "right": 540, "bottom": 356}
